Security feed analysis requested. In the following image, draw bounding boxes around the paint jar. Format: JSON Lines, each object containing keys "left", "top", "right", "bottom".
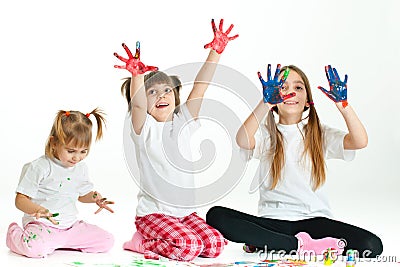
{"left": 346, "top": 249, "right": 357, "bottom": 267}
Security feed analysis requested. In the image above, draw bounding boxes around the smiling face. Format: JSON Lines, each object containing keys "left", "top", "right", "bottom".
{"left": 276, "top": 69, "right": 309, "bottom": 124}
{"left": 146, "top": 83, "right": 176, "bottom": 122}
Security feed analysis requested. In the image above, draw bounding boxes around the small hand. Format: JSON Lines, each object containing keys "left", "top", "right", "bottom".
{"left": 114, "top": 41, "right": 158, "bottom": 76}
{"left": 204, "top": 19, "right": 239, "bottom": 54}
{"left": 30, "top": 208, "right": 59, "bottom": 225}
{"left": 92, "top": 191, "right": 115, "bottom": 214}
{"left": 318, "top": 65, "right": 348, "bottom": 108}
{"left": 258, "top": 64, "right": 295, "bottom": 105}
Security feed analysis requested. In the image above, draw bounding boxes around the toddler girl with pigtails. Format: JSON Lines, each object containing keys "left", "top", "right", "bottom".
{"left": 6, "top": 108, "right": 115, "bottom": 258}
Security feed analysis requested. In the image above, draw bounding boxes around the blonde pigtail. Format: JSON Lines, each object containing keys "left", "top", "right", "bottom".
{"left": 56, "top": 110, "right": 68, "bottom": 145}
{"left": 87, "top": 108, "right": 106, "bottom": 141}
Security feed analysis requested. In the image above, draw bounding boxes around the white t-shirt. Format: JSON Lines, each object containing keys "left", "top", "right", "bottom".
{"left": 16, "top": 156, "right": 94, "bottom": 228}
{"left": 250, "top": 121, "right": 355, "bottom": 221}
{"left": 130, "top": 104, "right": 200, "bottom": 218}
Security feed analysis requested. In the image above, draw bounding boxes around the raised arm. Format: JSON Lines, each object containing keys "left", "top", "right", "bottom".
{"left": 318, "top": 65, "right": 368, "bottom": 149}
{"left": 187, "top": 19, "right": 238, "bottom": 119}
{"left": 129, "top": 74, "right": 147, "bottom": 135}
{"left": 236, "top": 100, "right": 269, "bottom": 150}
{"left": 114, "top": 42, "right": 158, "bottom": 134}
{"left": 337, "top": 104, "right": 368, "bottom": 150}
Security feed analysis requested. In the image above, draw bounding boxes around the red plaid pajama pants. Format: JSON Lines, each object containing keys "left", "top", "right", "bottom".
{"left": 135, "top": 212, "right": 227, "bottom": 261}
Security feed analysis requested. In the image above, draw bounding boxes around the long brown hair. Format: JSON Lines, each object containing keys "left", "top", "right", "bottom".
{"left": 120, "top": 71, "right": 182, "bottom": 113}
{"left": 45, "top": 108, "right": 106, "bottom": 159}
{"left": 266, "top": 65, "right": 325, "bottom": 190}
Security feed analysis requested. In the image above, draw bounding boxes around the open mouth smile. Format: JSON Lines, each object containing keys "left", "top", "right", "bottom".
{"left": 156, "top": 102, "right": 169, "bottom": 108}
{"left": 283, "top": 100, "right": 299, "bottom": 105}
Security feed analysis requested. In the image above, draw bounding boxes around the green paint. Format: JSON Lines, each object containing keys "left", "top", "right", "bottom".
{"left": 47, "top": 229, "right": 51, "bottom": 234}
{"left": 59, "top": 182, "right": 63, "bottom": 187}
{"left": 29, "top": 232, "right": 37, "bottom": 240}
{"left": 52, "top": 213, "right": 60, "bottom": 217}
{"left": 23, "top": 232, "right": 38, "bottom": 243}
{"left": 67, "top": 257, "right": 196, "bottom": 267}
{"left": 283, "top": 68, "right": 290, "bottom": 80}
{"left": 67, "top": 177, "right": 71, "bottom": 180}
{"left": 130, "top": 259, "right": 166, "bottom": 267}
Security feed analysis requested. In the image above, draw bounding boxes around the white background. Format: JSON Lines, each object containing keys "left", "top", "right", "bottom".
{"left": 1, "top": 0, "right": 399, "bottom": 265}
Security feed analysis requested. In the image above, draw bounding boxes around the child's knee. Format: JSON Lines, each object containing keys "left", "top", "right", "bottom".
{"left": 21, "top": 242, "right": 53, "bottom": 258}
{"left": 7, "top": 224, "right": 52, "bottom": 258}
{"left": 99, "top": 232, "right": 115, "bottom": 252}
{"left": 361, "top": 234, "right": 383, "bottom": 257}
{"left": 201, "top": 236, "right": 227, "bottom": 258}
{"left": 84, "top": 231, "right": 115, "bottom": 253}
{"left": 173, "top": 237, "right": 204, "bottom": 261}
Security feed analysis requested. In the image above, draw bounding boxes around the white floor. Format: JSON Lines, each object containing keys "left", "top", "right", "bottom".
{"left": 1, "top": 238, "right": 399, "bottom": 267}
{"left": 1, "top": 188, "right": 399, "bottom": 267}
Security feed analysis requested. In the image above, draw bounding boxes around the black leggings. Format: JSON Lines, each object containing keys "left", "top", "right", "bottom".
{"left": 206, "top": 206, "right": 383, "bottom": 258}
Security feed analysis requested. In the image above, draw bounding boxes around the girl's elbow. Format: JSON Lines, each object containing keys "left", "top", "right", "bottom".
{"left": 236, "top": 133, "right": 254, "bottom": 150}
{"left": 353, "top": 137, "right": 368, "bottom": 150}
{"left": 14, "top": 197, "right": 20, "bottom": 209}
{"left": 15, "top": 193, "right": 27, "bottom": 209}
{"left": 359, "top": 136, "right": 368, "bottom": 149}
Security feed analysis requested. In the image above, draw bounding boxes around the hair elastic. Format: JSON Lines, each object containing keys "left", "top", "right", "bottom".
{"left": 85, "top": 113, "right": 91, "bottom": 118}
{"left": 65, "top": 111, "right": 70, "bottom": 117}
{"left": 308, "top": 101, "right": 314, "bottom": 105}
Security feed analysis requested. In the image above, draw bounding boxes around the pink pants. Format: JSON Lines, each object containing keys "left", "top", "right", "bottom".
{"left": 6, "top": 220, "right": 114, "bottom": 258}
{"left": 134, "top": 212, "right": 227, "bottom": 261}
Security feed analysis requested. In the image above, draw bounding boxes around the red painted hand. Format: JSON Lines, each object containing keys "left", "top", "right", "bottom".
{"left": 204, "top": 19, "right": 238, "bottom": 54}
{"left": 114, "top": 41, "right": 158, "bottom": 76}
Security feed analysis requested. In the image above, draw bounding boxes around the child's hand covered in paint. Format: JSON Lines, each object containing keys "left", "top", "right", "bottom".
{"left": 204, "top": 18, "right": 239, "bottom": 54}
{"left": 258, "top": 64, "right": 295, "bottom": 105}
{"left": 114, "top": 41, "right": 158, "bottom": 76}
{"left": 318, "top": 65, "right": 348, "bottom": 108}
{"left": 92, "top": 191, "right": 115, "bottom": 214}
{"left": 30, "top": 208, "right": 59, "bottom": 225}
